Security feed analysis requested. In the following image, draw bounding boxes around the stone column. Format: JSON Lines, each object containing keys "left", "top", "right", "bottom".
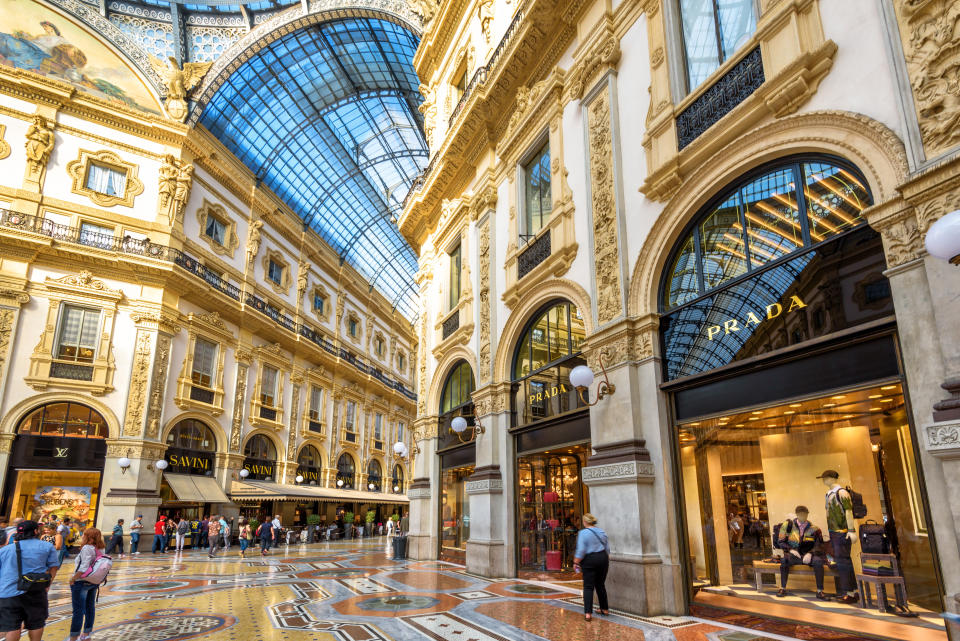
{"left": 100, "top": 440, "right": 167, "bottom": 538}
{"left": 407, "top": 418, "right": 438, "bottom": 559}
{"left": 464, "top": 383, "right": 511, "bottom": 577}
{"left": 580, "top": 319, "right": 684, "bottom": 615}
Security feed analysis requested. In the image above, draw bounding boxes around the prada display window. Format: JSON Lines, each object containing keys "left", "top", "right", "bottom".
{"left": 3, "top": 402, "right": 107, "bottom": 524}
{"left": 679, "top": 382, "right": 943, "bottom": 636}
{"left": 662, "top": 157, "right": 946, "bottom": 638}
{"left": 517, "top": 444, "right": 589, "bottom": 573}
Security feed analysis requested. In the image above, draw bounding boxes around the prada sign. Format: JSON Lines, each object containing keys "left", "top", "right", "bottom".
{"left": 704, "top": 295, "right": 807, "bottom": 340}
{"left": 11, "top": 435, "right": 106, "bottom": 469}
{"left": 166, "top": 447, "right": 215, "bottom": 476}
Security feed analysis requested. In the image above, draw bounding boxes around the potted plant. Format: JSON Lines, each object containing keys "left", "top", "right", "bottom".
{"left": 306, "top": 514, "right": 321, "bottom": 542}
{"left": 366, "top": 509, "right": 377, "bottom": 536}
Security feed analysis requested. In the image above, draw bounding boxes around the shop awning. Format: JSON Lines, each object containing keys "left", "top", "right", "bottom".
{"left": 228, "top": 480, "right": 408, "bottom": 504}
{"left": 164, "top": 473, "right": 231, "bottom": 504}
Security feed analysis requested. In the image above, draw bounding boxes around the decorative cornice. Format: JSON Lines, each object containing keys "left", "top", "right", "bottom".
{"left": 582, "top": 460, "right": 656, "bottom": 486}
{"left": 924, "top": 420, "right": 960, "bottom": 460}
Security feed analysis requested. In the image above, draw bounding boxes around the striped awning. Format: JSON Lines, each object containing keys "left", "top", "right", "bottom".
{"left": 228, "top": 480, "right": 408, "bottom": 504}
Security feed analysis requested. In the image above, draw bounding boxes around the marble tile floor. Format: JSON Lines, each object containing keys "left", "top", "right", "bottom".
{"left": 37, "top": 538, "right": 813, "bottom": 641}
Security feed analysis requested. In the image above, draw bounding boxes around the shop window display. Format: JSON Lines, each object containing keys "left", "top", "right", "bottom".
{"left": 440, "top": 465, "right": 473, "bottom": 562}
{"left": 679, "top": 382, "right": 941, "bottom": 627}
{"left": 10, "top": 470, "right": 100, "bottom": 525}
{"left": 517, "top": 444, "right": 589, "bottom": 572}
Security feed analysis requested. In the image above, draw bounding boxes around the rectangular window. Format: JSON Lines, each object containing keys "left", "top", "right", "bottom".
{"left": 453, "top": 69, "right": 467, "bottom": 104}
{"left": 309, "top": 386, "right": 323, "bottom": 421}
{"left": 78, "top": 222, "right": 114, "bottom": 249}
{"left": 679, "top": 0, "right": 757, "bottom": 92}
{"left": 204, "top": 215, "right": 227, "bottom": 245}
{"left": 397, "top": 421, "right": 405, "bottom": 443}
{"left": 313, "top": 294, "right": 325, "bottom": 313}
{"left": 267, "top": 259, "right": 284, "bottom": 285}
{"left": 85, "top": 162, "right": 126, "bottom": 197}
{"left": 191, "top": 338, "right": 218, "bottom": 387}
{"left": 55, "top": 305, "right": 100, "bottom": 363}
{"left": 398, "top": 353, "right": 406, "bottom": 371}
{"left": 523, "top": 141, "right": 552, "bottom": 236}
{"left": 345, "top": 401, "right": 356, "bottom": 432}
{"left": 375, "top": 413, "right": 383, "bottom": 440}
{"left": 260, "top": 366, "right": 278, "bottom": 407}
{"left": 376, "top": 337, "right": 384, "bottom": 357}
{"left": 449, "top": 244, "right": 462, "bottom": 310}
{"left": 349, "top": 319, "right": 358, "bottom": 337}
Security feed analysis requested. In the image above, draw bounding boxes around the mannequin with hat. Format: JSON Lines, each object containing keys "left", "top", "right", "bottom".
{"left": 818, "top": 469, "right": 859, "bottom": 604}
{"left": 775, "top": 505, "right": 828, "bottom": 600}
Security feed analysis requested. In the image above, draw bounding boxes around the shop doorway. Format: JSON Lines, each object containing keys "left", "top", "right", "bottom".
{"left": 440, "top": 463, "right": 473, "bottom": 564}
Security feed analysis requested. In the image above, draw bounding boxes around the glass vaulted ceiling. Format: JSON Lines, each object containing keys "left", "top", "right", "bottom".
{"left": 199, "top": 17, "right": 426, "bottom": 320}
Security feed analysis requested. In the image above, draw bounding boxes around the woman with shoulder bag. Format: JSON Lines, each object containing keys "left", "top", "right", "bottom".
{"left": 70, "top": 528, "right": 107, "bottom": 641}
{"left": 238, "top": 519, "right": 250, "bottom": 559}
{"left": 573, "top": 513, "right": 610, "bottom": 622}
{"left": 175, "top": 518, "right": 190, "bottom": 552}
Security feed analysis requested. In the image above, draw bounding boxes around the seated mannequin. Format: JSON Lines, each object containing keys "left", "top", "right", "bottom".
{"left": 776, "top": 505, "right": 830, "bottom": 600}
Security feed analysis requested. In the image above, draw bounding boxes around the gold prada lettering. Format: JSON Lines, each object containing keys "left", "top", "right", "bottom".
{"left": 704, "top": 296, "right": 807, "bottom": 341}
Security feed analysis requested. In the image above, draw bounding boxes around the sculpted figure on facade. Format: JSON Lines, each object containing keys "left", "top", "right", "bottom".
{"left": 409, "top": 0, "right": 439, "bottom": 29}
{"left": 150, "top": 56, "right": 214, "bottom": 122}
{"left": 297, "top": 261, "right": 309, "bottom": 303}
{"left": 159, "top": 155, "right": 194, "bottom": 224}
{"left": 245, "top": 219, "right": 263, "bottom": 266}
{"left": 24, "top": 115, "right": 54, "bottom": 175}
{"left": 479, "top": 0, "right": 494, "bottom": 42}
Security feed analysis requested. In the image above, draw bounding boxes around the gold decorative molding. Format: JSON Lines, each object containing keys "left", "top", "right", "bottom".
{"left": 245, "top": 218, "right": 264, "bottom": 267}
{"left": 149, "top": 57, "right": 213, "bottom": 123}
{"left": 66, "top": 149, "right": 144, "bottom": 208}
{"left": 173, "top": 312, "right": 235, "bottom": 416}
{"left": 249, "top": 342, "right": 288, "bottom": 430}
{"left": 566, "top": 20, "right": 621, "bottom": 101}
{"left": 890, "top": 0, "right": 960, "bottom": 158}
{"left": 262, "top": 248, "right": 292, "bottom": 296}
{"left": 587, "top": 88, "right": 623, "bottom": 326}
{"left": 0, "top": 307, "right": 18, "bottom": 395}
{"left": 195, "top": 200, "right": 240, "bottom": 257}
{"left": 345, "top": 310, "right": 362, "bottom": 344}
{"left": 230, "top": 362, "right": 249, "bottom": 452}
{"left": 122, "top": 328, "right": 153, "bottom": 437}
{"left": 0, "top": 123, "right": 10, "bottom": 160}
{"left": 130, "top": 311, "right": 181, "bottom": 335}
{"left": 583, "top": 316, "right": 656, "bottom": 370}
{"left": 145, "top": 333, "right": 171, "bottom": 441}
{"left": 477, "top": 216, "right": 491, "bottom": 382}
{"left": 24, "top": 115, "right": 54, "bottom": 186}
{"left": 309, "top": 283, "right": 331, "bottom": 322}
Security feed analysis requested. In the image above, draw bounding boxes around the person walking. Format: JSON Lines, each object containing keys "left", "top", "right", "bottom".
{"left": 129, "top": 515, "right": 143, "bottom": 555}
{"left": 0, "top": 520, "right": 60, "bottom": 641}
{"left": 238, "top": 519, "right": 250, "bottom": 559}
{"left": 163, "top": 518, "right": 175, "bottom": 552}
{"left": 207, "top": 515, "right": 221, "bottom": 558}
{"left": 219, "top": 516, "right": 230, "bottom": 552}
{"left": 271, "top": 515, "right": 282, "bottom": 550}
{"left": 40, "top": 523, "right": 63, "bottom": 556}
{"left": 175, "top": 518, "right": 189, "bottom": 552}
{"left": 257, "top": 519, "right": 272, "bottom": 556}
{"left": 57, "top": 517, "right": 72, "bottom": 565}
{"left": 573, "top": 513, "right": 610, "bottom": 622}
{"left": 104, "top": 519, "right": 124, "bottom": 558}
{"left": 197, "top": 516, "right": 208, "bottom": 549}
{"left": 69, "top": 527, "right": 108, "bottom": 641}
{"left": 152, "top": 516, "right": 167, "bottom": 554}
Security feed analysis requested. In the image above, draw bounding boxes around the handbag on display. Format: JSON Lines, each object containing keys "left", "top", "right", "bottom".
{"left": 543, "top": 491, "right": 559, "bottom": 503}
{"left": 858, "top": 520, "right": 889, "bottom": 554}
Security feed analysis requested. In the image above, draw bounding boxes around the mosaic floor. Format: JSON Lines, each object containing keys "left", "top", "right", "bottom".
{"left": 38, "top": 538, "right": 820, "bottom": 641}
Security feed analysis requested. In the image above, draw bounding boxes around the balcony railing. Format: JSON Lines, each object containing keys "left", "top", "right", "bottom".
{"left": 0, "top": 208, "right": 418, "bottom": 402}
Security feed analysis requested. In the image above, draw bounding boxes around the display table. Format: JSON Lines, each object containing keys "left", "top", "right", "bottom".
{"left": 856, "top": 553, "right": 907, "bottom": 613}
{"left": 753, "top": 559, "right": 839, "bottom": 592}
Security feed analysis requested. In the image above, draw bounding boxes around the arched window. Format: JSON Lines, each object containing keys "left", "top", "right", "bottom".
{"left": 511, "top": 300, "right": 586, "bottom": 424}
{"left": 336, "top": 453, "right": 355, "bottom": 489}
{"left": 243, "top": 434, "right": 277, "bottom": 480}
{"left": 367, "top": 459, "right": 382, "bottom": 492}
{"left": 663, "top": 157, "right": 872, "bottom": 311}
{"left": 297, "top": 445, "right": 323, "bottom": 485}
{"left": 392, "top": 464, "right": 404, "bottom": 493}
{"left": 440, "top": 360, "right": 475, "bottom": 414}
{"left": 18, "top": 402, "right": 107, "bottom": 439}
{"left": 165, "top": 418, "right": 216, "bottom": 451}
{"left": 512, "top": 300, "right": 585, "bottom": 380}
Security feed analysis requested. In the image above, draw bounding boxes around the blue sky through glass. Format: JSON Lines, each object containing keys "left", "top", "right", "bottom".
{"left": 199, "top": 17, "right": 425, "bottom": 319}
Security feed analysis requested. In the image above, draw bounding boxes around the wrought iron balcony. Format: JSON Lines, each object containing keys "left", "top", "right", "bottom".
{"left": 259, "top": 406, "right": 277, "bottom": 421}
{"left": 49, "top": 361, "right": 93, "bottom": 381}
{"left": 189, "top": 386, "right": 215, "bottom": 404}
{"left": 518, "top": 229, "right": 551, "bottom": 279}
{"left": 442, "top": 309, "right": 460, "bottom": 340}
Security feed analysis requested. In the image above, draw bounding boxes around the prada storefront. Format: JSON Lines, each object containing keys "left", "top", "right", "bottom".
{"left": 437, "top": 360, "right": 476, "bottom": 564}
{"left": 511, "top": 300, "right": 589, "bottom": 575}
{"left": 3, "top": 402, "right": 107, "bottom": 526}
{"left": 661, "top": 157, "right": 944, "bottom": 638}
{"left": 160, "top": 418, "right": 229, "bottom": 519}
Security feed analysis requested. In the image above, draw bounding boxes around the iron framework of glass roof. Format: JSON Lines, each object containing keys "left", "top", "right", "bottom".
{"left": 199, "top": 16, "right": 426, "bottom": 319}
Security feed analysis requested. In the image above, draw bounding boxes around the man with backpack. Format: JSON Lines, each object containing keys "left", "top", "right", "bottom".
{"left": 0, "top": 520, "right": 60, "bottom": 641}
{"left": 818, "top": 469, "right": 862, "bottom": 604}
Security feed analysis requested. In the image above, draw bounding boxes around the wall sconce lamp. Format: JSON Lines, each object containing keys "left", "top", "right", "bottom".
{"left": 368, "top": 482, "right": 376, "bottom": 491}
{"left": 449, "top": 415, "right": 485, "bottom": 443}
{"left": 238, "top": 468, "right": 250, "bottom": 480}
{"left": 393, "top": 485, "right": 400, "bottom": 493}
{"left": 926, "top": 210, "right": 960, "bottom": 265}
{"left": 117, "top": 451, "right": 132, "bottom": 475}
{"left": 337, "top": 478, "right": 344, "bottom": 487}
{"left": 295, "top": 475, "right": 304, "bottom": 484}
{"left": 393, "top": 439, "right": 420, "bottom": 460}
{"left": 569, "top": 354, "right": 616, "bottom": 407}
{"left": 145, "top": 459, "right": 168, "bottom": 472}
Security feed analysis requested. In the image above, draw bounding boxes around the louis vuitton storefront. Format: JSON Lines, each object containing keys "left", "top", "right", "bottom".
{"left": 662, "top": 157, "right": 945, "bottom": 638}
{"left": 3, "top": 402, "right": 107, "bottom": 525}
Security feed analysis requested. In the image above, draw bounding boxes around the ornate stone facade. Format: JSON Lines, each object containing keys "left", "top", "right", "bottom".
{"left": 122, "top": 329, "right": 153, "bottom": 437}
{"left": 587, "top": 89, "right": 622, "bottom": 326}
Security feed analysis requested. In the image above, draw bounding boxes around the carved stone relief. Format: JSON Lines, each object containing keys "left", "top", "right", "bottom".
{"left": 123, "top": 329, "right": 153, "bottom": 437}
{"left": 0, "top": 308, "right": 16, "bottom": 391}
{"left": 230, "top": 363, "right": 249, "bottom": 452}
{"left": 477, "top": 218, "right": 491, "bottom": 380}
{"left": 287, "top": 373, "right": 303, "bottom": 462}
{"left": 893, "top": 0, "right": 960, "bottom": 158}
{"left": 587, "top": 90, "right": 623, "bottom": 325}
{"left": 881, "top": 216, "right": 923, "bottom": 268}
{"left": 145, "top": 333, "right": 171, "bottom": 440}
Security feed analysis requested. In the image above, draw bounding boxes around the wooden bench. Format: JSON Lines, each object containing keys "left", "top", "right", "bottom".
{"left": 753, "top": 559, "right": 840, "bottom": 592}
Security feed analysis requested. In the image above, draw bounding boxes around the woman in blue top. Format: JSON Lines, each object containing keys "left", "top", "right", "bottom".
{"left": 573, "top": 513, "right": 609, "bottom": 621}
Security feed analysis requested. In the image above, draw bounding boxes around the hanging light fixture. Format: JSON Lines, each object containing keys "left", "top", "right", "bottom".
{"left": 926, "top": 210, "right": 960, "bottom": 265}
{"left": 569, "top": 353, "right": 616, "bottom": 406}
